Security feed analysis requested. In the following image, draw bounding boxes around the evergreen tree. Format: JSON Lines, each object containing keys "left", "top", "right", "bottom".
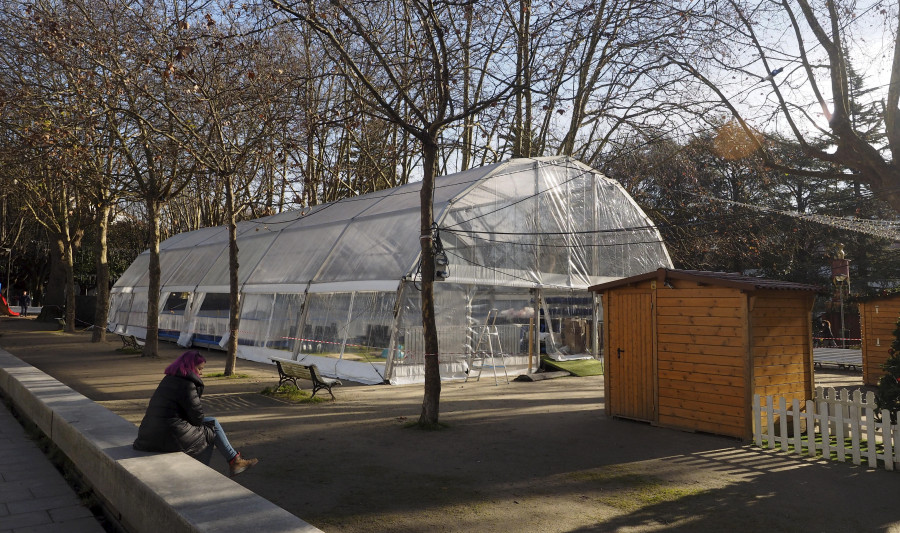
{"left": 875, "top": 317, "right": 900, "bottom": 422}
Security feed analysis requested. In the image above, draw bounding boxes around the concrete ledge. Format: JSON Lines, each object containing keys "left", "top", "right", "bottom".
{"left": 0, "top": 349, "right": 321, "bottom": 533}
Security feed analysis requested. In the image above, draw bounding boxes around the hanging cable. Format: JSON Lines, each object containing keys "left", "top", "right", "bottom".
{"left": 433, "top": 222, "right": 450, "bottom": 281}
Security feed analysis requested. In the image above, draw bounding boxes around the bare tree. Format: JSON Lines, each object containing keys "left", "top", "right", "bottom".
{"left": 271, "top": 0, "right": 519, "bottom": 425}
{"left": 0, "top": 1, "right": 104, "bottom": 331}
{"left": 162, "top": 4, "right": 298, "bottom": 374}
{"left": 58, "top": 0, "right": 204, "bottom": 356}
{"left": 662, "top": 0, "right": 900, "bottom": 211}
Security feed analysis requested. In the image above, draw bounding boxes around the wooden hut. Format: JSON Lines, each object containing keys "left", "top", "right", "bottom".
{"left": 589, "top": 268, "right": 819, "bottom": 440}
{"left": 857, "top": 292, "right": 900, "bottom": 386}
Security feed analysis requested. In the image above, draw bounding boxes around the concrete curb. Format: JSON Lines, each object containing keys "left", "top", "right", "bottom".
{"left": 0, "top": 348, "right": 321, "bottom": 533}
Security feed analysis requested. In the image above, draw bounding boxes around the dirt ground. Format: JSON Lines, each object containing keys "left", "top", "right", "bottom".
{"left": 2, "top": 316, "right": 900, "bottom": 533}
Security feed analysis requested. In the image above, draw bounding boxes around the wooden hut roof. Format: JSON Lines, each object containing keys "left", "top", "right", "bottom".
{"left": 588, "top": 268, "right": 821, "bottom": 293}
{"left": 853, "top": 290, "right": 900, "bottom": 303}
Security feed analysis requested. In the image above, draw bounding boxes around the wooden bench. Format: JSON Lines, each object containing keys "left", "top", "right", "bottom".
{"left": 271, "top": 357, "right": 341, "bottom": 400}
{"left": 118, "top": 334, "right": 143, "bottom": 350}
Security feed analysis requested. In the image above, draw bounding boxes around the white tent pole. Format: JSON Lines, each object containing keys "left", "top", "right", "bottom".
{"left": 261, "top": 293, "right": 276, "bottom": 349}
{"left": 592, "top": 291, "right": 601, "bottom": 359}
{"left": 291, "top": 282, "right": 312, "bottom": 361}
{"left": 533, "top": 288, "right": 541, "bottom": 367}
{"left": 565, "top": 168, "right": 573, "bottom": 287}
{"left": 123, "top": 292, "right": 134, "bottom": 335}
{"left": 384, "top": 281, "right": 407, "bottom": 382}
{"left": 176, "top": 293, "right": 195, "bottom": 347}
{"left": 339, "top": 292, "right": 356, "bottom": 359}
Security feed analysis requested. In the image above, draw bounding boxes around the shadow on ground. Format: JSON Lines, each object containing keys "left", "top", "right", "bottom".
{"left": 2, "top": 317, "right": 898, "bottom": 533}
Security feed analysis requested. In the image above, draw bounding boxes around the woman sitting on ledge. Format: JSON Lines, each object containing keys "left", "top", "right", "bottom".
{"left": 133, "top": 350, "right": 258, "bottom": 477}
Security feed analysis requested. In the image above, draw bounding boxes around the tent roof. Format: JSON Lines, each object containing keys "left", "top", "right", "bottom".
{"left": 113, "top": 157, "right": 673, "bottom": 293}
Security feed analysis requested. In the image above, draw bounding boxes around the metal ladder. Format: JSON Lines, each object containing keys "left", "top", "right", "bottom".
{"left": 467, "top": 309, "right": 509, "bottom": 385}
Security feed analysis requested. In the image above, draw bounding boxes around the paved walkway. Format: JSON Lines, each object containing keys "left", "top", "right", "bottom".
{"left": 0, "top": 400, "right": 105, "bottom": 533}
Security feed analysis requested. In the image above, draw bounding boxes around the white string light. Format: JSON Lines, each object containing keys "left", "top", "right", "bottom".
{"left": 704, "top": 196, "right": 900, "bottom": 241}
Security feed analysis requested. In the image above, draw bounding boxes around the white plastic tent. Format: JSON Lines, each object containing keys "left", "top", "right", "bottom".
{"left": 108, "top": 157, "right": 672, "bottom": 384}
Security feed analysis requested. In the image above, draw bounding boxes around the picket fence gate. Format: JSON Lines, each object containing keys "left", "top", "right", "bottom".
{"left": 753, "top": 387, "right": 900, "bottom": 471}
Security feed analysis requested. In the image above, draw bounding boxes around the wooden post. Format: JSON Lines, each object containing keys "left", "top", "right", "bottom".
{"left": 528, "top": 318, "right": 534, "bottom": 372}
{"left": 742, "top": 292, "right": 754, "bottom": 441}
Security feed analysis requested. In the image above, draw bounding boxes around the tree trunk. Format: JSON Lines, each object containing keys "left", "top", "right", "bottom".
{"left": 142, "top": 200, "right": 161, "bottom": 357}
{"left": 418, "top": 140, "right": 441, "bottom": 426}
{"left": 62, "top": 210, "right": 76, "bottom": 333}
{"left": 461, "top": 13, "right": 473, "bottom": 171}
{"left": 44, "top": 237, "right": 67, "bottom": 310}
{"left": 513, "top": 0, "right": 532, "bottom": 158}
{"left": 520, "top": 0, "right": 532, "bottom": 157}
{"left": 63, "top": 239, "right": 76, "bottom": 334}
{"left": 224, "top": 172, "right": 240, "bottom": 376}
{"left": 92, "top": 203, "right": 110, "bottom": 342}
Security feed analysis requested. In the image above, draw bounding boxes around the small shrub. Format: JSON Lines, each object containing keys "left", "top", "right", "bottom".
{"left": 116, "top": 347, "right": 142, "bottom": 355}
{"left": 260, "top": 384, "right": 328, "bottom": 403}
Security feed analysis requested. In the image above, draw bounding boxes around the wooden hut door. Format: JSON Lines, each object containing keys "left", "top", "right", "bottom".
{"left": 608, "top": 290, "right": 655, "bottom": 422}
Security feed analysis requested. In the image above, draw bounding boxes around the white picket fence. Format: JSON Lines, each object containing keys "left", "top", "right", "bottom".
{"left": 753, "top": 387, "right": 900, "bottom": 470}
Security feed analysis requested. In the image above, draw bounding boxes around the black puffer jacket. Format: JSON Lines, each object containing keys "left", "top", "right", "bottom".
{"left": 133, "top": 373, "right": 214, "bottom": 458}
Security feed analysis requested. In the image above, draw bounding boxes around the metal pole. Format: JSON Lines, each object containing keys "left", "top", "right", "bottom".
{"left": 839, "top": 283, "right": 846, "bottom": 349}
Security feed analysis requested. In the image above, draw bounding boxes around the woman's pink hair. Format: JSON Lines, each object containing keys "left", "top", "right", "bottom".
{"left": 164, "top": 350, "right": 206, "bottom": 377}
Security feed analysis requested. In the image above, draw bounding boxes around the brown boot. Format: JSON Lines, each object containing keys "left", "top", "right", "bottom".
{"left": 229, "top": 452, "right": 258, "bottom": 477}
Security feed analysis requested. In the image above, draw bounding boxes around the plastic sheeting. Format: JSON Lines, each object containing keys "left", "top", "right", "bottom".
{"left": 109, "top": 157, "right": 672, "bottom": 384}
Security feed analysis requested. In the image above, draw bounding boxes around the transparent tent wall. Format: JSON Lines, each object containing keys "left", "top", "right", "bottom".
{"left": 297, "top": 291, "right": 396, "bottom": 377}
{"left": 142, "top": 288, "right": 394, "bottom": 384}
{"left": 159, "top": 291, "right": 189, "bottom": 342}
{"left": 466, "top": 285, "right": 536, "bottom": 378}
{"left": 107, "top": 291, "right": 133, "bottom": 334}
{"left": 389, "top": 282, "right": 536, "bottom": 384}
{"left": 234, "top": 292, "right": 305, "bottom": 364}
{"left": 187, "top": 293, "right": 230, "bottom": 348}
{"left": 538, "top": 290, "right": 598, "bottom": 360}
{"left": 125, "top": 291, "right": 148, "bottom": 338}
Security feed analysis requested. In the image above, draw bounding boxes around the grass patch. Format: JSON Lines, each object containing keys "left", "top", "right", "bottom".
{"left": 312, "top": 348, "right": 388, "bottom": 364}
{"left": 205, "top": 372, "right": 251, "bottom": 379}
{"left": 541, "top": 356, "right": 603, "bottom": 376}
{"left": 349, "top": 353, "right": 388, "bottom": 364}
{"left": 116, "top": 347, "right": 142, "bottom": 355}
{"left": 260, "top": 384, "right": 329, "bottom": 403}
{"left": 403, "top": 419, "right": 450, "bottom": 431}
{"left": 568, "top": 467, "right": 705, "bottom": 512}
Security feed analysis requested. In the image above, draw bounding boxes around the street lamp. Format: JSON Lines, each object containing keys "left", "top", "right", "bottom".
{"left": 831, "top": 245, "right": 850, "bottom": 349}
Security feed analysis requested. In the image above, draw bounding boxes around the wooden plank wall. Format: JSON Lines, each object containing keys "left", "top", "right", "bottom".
{"left": 860, "top": 296, "right": 900, "bottom": 386}
{"left": 605, "top": 289, "right": 655, "bottom": 421}
{"left": 655, "top": 281, "right": 748, "bottom": 438}
{"left": 750, "top": 291, "right": 813, "bottom": 408}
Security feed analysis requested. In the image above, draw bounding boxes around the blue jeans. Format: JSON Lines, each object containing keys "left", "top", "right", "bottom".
{"left": 203, "top": 417, "right": 237, "bottom": 462}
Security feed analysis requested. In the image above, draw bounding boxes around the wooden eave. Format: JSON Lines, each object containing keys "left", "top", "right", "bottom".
{"left": 588, "top": 268, "right": 821, "bottom": 293}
